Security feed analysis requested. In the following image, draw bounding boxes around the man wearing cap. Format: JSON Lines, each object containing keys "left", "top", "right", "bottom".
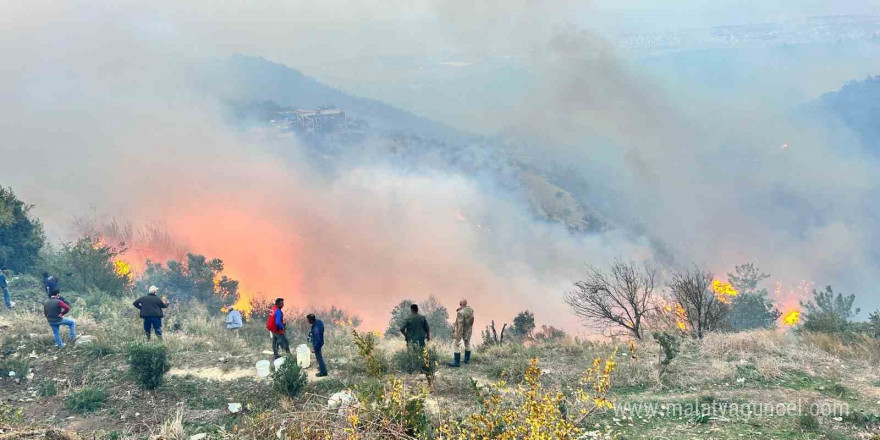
{"left": 133, "top": 286, "right": 169, "bottom": 340}
{"left": 1, "top": 267, "right": 13, "bottom": 309}
{"left": 448, "top": 298, "right": 474, "bottom": 368}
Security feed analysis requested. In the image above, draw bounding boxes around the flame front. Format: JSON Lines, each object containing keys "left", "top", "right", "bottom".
{"left": 781, "top": 310, "right": 801, "bottom": 326}
{"left": 230, "top": 292, "right": 254, "bottom": 319}
{"left": 712, "top": 280, "right": 739, "bottom": 304}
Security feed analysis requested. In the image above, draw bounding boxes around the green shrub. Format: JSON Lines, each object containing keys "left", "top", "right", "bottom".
{"left": 0, "top": 403, "right": 24, "bottom": 424}
{"left": 272, "top": 358, "right": 307, "bottom": 398}
{"left": 82, "top": 339, "right": 115, "bottom": 358}
{"left": 652, "top": 331, "right": 681, "bottom": 378}
{"left": 0, "top": 359, "right": 30, "bottom": 378}
{"left": 484, "top": 356, "right": 530, "bottom": 383}
{"left": 353, "top": 330, "right": 388, "bottom": 377}
{"left": 66, "top": 386, "right": 107, "bottom": 413}
{"left": 393, "top": 345, "right": 438, "bottom": 375}
{"left": 127, "top": 342, "right": 171, "bottom": 390}
{"left": 798, "top": 412, "right": 820, "bottom": 432}
{"left": 39, "top": 380, "right": 57, "bottom": 397}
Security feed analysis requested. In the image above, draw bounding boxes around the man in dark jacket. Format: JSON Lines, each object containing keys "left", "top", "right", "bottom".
{"left": 400, "top": 303, "right": 430, "bottom": 348}
{"left": 307, "top": 314, "right": 328, "bottom": 377}
{"left": 1, "top": 267, "right": 13, "bottom": 309}
{"left": 43, "top": 291, "right": 77, "bottom": 348}
{"left": 133, "top": 285, "right": 169, "bottom": 340}
{"left": 267, "top": 298, "right": 291, "bottom": 359}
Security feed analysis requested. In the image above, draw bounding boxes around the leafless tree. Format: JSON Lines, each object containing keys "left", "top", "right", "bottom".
{"left": 668, "top": 266, "right": 729, "bottom": 339}
{"left": 565, "top": 259, "right": 657, "bottom": 340}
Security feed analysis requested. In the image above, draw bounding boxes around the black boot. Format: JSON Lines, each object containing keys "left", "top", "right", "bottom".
{"left": 448, "top": 352, "right": 461, "bottom": 368}
{"left": 464, "top": 351, "right": 471, "bottom": 364}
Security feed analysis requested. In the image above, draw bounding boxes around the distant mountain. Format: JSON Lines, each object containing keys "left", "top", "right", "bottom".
{"left": 206, "top": 55, "right": 459, "bottom": 139}
{"left": 813, "top": 75, "right": 880, "bottom": 153}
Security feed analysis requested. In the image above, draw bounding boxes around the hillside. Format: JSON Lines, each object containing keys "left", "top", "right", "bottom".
{"left": 813, "top": 76, "right": 880, "bottom": 154}
{"left": 206, "top": 55, "right": 459, "bottom": 140}
{"left": 1, "top": 276, "right": 878, "bottom": 439}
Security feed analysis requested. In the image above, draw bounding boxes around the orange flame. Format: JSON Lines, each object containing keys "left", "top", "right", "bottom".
{"left": 230, "top": 292, "right": 254, "bottom": 319}
{"left": 712, "top": 280, "right": 739, "bottom": 304}
{"left": 781, "top": 310, "right": 801, "bottom": 326}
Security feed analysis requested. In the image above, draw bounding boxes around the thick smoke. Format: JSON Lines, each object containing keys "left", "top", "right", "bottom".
{"left": 0, "top": 2, "right": 654, "bottom": 332}
{"left": 2, "top": 0, "right": 878, "bottom": 333}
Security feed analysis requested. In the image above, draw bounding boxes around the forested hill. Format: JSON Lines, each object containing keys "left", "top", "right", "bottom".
{"left": 813, "top": 75, "right": 880, "bottom": 154}
{"left": 207, "top": 55, "right": 458, "bottom": 139}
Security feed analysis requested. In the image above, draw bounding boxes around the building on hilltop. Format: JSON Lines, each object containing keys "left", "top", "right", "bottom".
{"left": 279, "top": 108, "right": 346, "bottom": 133}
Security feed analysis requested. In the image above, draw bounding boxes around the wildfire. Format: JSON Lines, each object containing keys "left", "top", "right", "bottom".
{"left": 774, "top": 281, "right": 813, "bottom": 328}
{"left": 230, "top": 292, "right": 254, "bottom": 319}
{"left": 114, "top": 259, "right": 132, "bottom": 279}
{"left": 781, "top": 310, "right": 801, "bottom": 326}
{"left": 712, "top": 280, "right": 739, "bottom": 304}
{"left": 660, "top": 299, "right": 688, "bottom": 331}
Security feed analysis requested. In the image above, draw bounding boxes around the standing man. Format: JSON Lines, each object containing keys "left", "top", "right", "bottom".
{"left": 225, "top": 305, "right": 243, "bottom": 330}
{"left": 307, "top": 314, "right": 328, "bottom": 377}
{"left": 133, "top": 286, "right": 169, "bottom": 340}
{"left": 266, "top": 298, "right": 290, "bottom": 359}
{"left": 43, "top": 291, "right": 77, "bottom": 348}
{"left": 400, "top": 303, "right": 430, "bottom": 348}
{"left": 448, "top": 298, "right": 474, "bottom": 367}
{"left": 43, "top": 272, "right": 59, "bottom": 296}
{"left": 1, "top": 267, "right": 13, "bottom": 309}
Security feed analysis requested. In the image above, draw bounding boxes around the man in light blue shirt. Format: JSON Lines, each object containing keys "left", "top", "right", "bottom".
{"left": 225, "top": 306, "right": 243, "bottom": 330}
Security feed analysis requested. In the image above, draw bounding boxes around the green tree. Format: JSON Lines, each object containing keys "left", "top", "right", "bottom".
{"left": 800, "top": 286, "right": 859, "bottom": 333}
{"left": 725, "top": 263, "right": 780, "bottom": 331}
{"left": 138, "top": 253, "right": 236, "bottom": 307}
{"left": 511, "top": 310, "right": 536, "bottom": 339}
{"left": 0, "top": 187, "right": 46, "bottom": 272}
{"left": 60, "top": 236, "right": 131, "bottom": 296}
{"left": 385, "top": 295, "right": 453, "bottom": 340}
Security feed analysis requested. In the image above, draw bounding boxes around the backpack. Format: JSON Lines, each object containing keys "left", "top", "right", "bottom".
{"left": 266, "top": 306, "right": 282, "bottom": 334}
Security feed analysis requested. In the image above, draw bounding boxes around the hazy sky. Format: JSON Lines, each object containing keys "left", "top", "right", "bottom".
{"left": 2, "top": 0, "right": 879, "bottom": 329}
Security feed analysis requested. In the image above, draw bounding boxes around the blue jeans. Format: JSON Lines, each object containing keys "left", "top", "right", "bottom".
{"left": 50, "top": 318, "right": 76, "bottom": 348}
{"left": 143, "top": 317, "right": 163, "bottom": 338}
{"left": 2, "top": 288, "right": 10, "bottom": 309}
{"left": 314, "top": 345, "right": 327, "bottom": 375}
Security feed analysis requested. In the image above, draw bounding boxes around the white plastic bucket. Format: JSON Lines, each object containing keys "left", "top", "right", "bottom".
{"left": 273, "top": 357, "right": 286, "bottom": 370}
{"left": 255, "top": 360, "right": 271, "bottom": 377}
{"left": 296, "top": 344, "right": 311, "bottom": 368}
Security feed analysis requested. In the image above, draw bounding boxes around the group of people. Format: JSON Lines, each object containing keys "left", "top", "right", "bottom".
{"left": 397, "top": 298, "right": 475, "bottom": 368}
{"left": 16, "top": 270, "right": 476, "bottom": 376}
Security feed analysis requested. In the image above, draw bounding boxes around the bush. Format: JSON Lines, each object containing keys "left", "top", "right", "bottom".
{"left": 0, "top": 186, "right": 46, "bottom": 272}
{"left": 485, "top": 356, "right": 530, "bottom": 383}
{"left": 82, "top": 339, "right": 115, "bottom": 358}
{"left": 725, "top": 263, "right": 780, "bottom": 331}
{"left": 393, "top": 345, "right": 438, "bottom": 376}
{"left": 801, "top": 286, "right": 859, "bottom": 334}
{"left": 653, "top": 331, "right": 680, "bottom": 378}
{"left": 39, "top": 380, "right": 57, "bottom": 397}
{"left": 127, "top": 342, "right": 171, "bottom": 390}
{"left": 511, "top": 310, "right": 536, "bottom": 340}
{"left": 66, "top": 387, "right": 107, "bottom": 413}
{"left": 352, "top": 330, "right": 388, "bottom": 377}
{"left": 273, "top": 357, "right": 307, "bottom": 398}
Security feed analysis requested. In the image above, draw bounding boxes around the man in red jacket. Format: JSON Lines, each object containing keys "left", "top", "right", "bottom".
{"left": 267, "top": 298, "right": 291, "bottom": 359}
{"left": 43, "top": 291, "right": 78, "bottom": 348}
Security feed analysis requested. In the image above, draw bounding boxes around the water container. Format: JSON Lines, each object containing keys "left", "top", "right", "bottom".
{"left": 296, "top": 344, "right": 311, "bottom": 368}
{"left": 255, "top": 360, "right": 271, "bottom": 377}
{"left": 273, "top": 357, "right": 286, "bottom": 370}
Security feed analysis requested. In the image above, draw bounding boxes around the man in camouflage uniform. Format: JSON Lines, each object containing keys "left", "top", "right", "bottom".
{"left": 448, "top": 298, "right": 474, "bottom": 367}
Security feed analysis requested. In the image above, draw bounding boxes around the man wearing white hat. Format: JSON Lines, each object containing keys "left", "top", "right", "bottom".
{"left": 133, "top": 285, "right": 169, "bottom": 340}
